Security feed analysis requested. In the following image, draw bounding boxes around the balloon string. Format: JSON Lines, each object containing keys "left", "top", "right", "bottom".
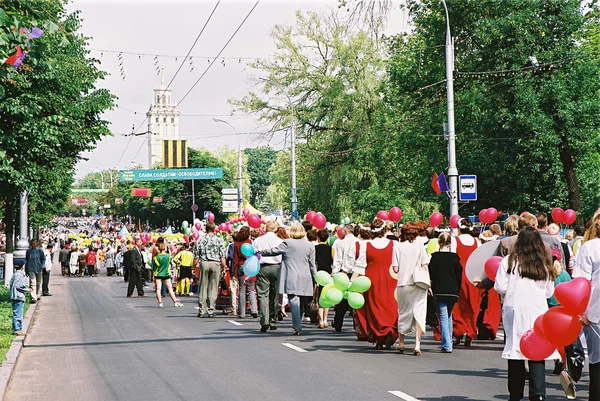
{"left": 590, "top": 325, "right": 600, "bottom": 339}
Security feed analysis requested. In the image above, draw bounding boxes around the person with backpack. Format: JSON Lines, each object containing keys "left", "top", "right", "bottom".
{"left": 86, "top": 245, "right": 97, "bottom": 277}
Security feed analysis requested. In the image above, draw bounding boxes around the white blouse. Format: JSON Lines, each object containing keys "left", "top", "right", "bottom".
{"left": 573, "top": 238, "right": 600, "bottom": 324}
{"left": 354, "top": 237, "right": 400, "bottom": 276}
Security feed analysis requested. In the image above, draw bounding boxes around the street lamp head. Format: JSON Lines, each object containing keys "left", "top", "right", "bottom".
{"left": 259, "top": 76, "right": 269, "bottom": 82}
{"left": 213, "top": 117, "right": 226, "bottom": 124}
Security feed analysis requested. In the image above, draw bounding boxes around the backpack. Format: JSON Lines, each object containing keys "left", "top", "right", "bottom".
{"left": 86, "top": 252, "right": 97, "bottom": 266}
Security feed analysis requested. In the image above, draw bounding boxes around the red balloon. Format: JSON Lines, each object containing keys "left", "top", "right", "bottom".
{"left": 305, "top": 211, "right": 316, "bottom": 223}
{"left": 242, "top": 209, "right": 250, "bottom": 218}
{"left": 554, "top": 277, "right": 591, "bottom": 315}
{"left": 389, "top": 207, "right": 402, "bottom": 223}
{"left": 247, "top": 214, "right": 262, "bottom": 229}
{"left": 484, "top": 256, "right": 503, "bottom": 281}
{"left": 336, "top": 228, "right": 345, "bottom": 239}
{"left": 551, "top": 207, "right": 565, "bottom": 224}
{"left": 429, "top": 212, "right": 443, "bottom": 227}
{"left": 183, "top": 234, "right": 189, "bottom": 243}
{"left": 450, "top": 215, "right": 461, "bottom": 229}
{"left": 542, "top": 306, "right": 582, "bottom": 347}
{"left": 533, "top": 314, "right": 546, "bottom": 339}
{"left": 485, "top": 208, "right": 498, "bottom": 224}
{"left": 520, "top": 328, "right": 556, "bottom": 361}
{"left": 313, "top": 213, "right": 327, "bottom": 230}
{"left": 207, "top": 212, "right": 215, "bottom": 222}
{"left": 376, "top": 210, "right": 390, "bottom": 221}
{"left": 479, "top": 209, "right": 488, "bottom": 224}
{"left": 564, "top": 209, "right": 577, "bottom": 226}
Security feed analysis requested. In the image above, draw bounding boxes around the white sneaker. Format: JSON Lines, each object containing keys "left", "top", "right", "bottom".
{"left": 174, "top": 301, "right": 183, "bottom": 307}
{"left": 158, "top": 302, "right": 164, "bottom": 308}
{"left": 303, "top": 317, "right": 311, "bottom": 322}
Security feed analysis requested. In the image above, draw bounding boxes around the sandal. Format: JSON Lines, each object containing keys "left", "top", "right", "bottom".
{"left": 396, "top": 344, "right": 405, "bottom": 354}
{"left": 413, "top": 349, "right": 421, "bottom": 356}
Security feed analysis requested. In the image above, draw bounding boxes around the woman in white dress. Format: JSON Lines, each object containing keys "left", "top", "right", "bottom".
{"left": 68, "top": 246, "right": 80, "bottom": 276}
{"left": 395, "top": 222, "right": 431, "bottom": 356}
{"left": 494, "top": 226, "right": 558, "bottom": 401}
{"left": 573, "top": 208, "right": 600, "bottom": 401}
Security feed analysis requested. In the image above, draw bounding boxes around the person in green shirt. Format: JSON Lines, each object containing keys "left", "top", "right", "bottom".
{"left": 152, "top": 242, "right": 183, "bottom": 308}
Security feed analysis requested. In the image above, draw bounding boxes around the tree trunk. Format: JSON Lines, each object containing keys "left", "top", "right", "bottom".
{"left": 558, "top": 133, "right": 582, "bottom": 211}
{"left": 4, "top": 200, "right": 13, "bottom": 253}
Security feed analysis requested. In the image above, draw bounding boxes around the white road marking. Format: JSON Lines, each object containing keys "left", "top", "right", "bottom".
{"left": 389, "top": 390, "right": 421, "bottom": 401}
{"left": 227, "top": 320, "right": 243, "bottom": 326}
{"left": 194, "top": 306, "right": 200, "bottom": 310}
{"left": 496, "top": 332, "right": 504, "bottom": 339}
{"left": 281, "top": 343, "right": 308, "bottom": 353}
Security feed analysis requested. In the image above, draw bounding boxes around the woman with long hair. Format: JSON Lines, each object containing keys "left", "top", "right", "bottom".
{"left": 494, "top": 226, "right": 558, "bottom": 401}
{"left": 354, "top": 219, "right": 400, "bottom": 350}
{"left": 574, "top": 208, "right": 600, "bottom": 401}
{"left": 233, "top": 227, "right": 258, "bottom": 319}
{"left": 152, "top": 241, "right": 182, "bottom": 308}
{"left": 352, "top": 223, "right": 372, "bottom": 341}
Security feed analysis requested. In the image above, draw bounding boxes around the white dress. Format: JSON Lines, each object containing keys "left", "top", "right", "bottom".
{"left": 69, "top": 251, "right": 79, "bottom": 275}
{"left": 573, "top": 238, "right": 600, "bottom": 364}
{"left": 494, "top": 256, "right": 559, "bottom": 360}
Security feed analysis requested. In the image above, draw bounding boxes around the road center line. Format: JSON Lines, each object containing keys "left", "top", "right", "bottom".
{"left": 227, "top": 320, "right": 243, "bottom": 326}
{"left": 281, "top": 343, "right": 308, "bottom": 353}
{"left": 388, "top": 390, "right": 421, "bottom": 401}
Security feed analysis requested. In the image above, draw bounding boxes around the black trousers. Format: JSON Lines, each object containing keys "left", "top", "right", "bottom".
{"left": 42, "top": 269, "right": 50, "bottom": 295}
{"left": 127, "top": 269, "right": 144, "bottom": 296}
{"left": 590, "top": 362, "right": 600, "bottom": 401}
{"left": 333, "top": 273, "right": 353, "bottom": 331}
{"left": 507, "top": 359, "right": 545, "bottom": 400}
{"left": 124, "top": 266, "right": 129, "bottom": 282}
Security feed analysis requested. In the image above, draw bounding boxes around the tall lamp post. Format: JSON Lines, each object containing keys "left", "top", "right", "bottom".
{"left": 213, "top": 118, "right": 243, "bottom": 217}
{"left": 259, "top": 76, "right": 297, "bottom": 220}
{"left": 441, "top": 0, "right": 459, "bottom": 217}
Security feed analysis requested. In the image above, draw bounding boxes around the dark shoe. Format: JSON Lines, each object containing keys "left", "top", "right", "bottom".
{"left": 30, "top": 299, "right": 37, "bottom": 304}
{"left": 251, "top": 313, "right": 258, "bottom": 318}
{"left": 277, "top": 310, "right": 284, "bottom": 321}
{"left": 453, "top": 335, "right": 462, "bottom": 346}
{"left": 334, "top": 327, "right": 342, "bottom": 333}
{"left": 260, "top": 325, "right": 269, "bottom": 333}
{"left": 269, "top": 325, "right": 277, "bottom": 331}
{"left": 553, "top": 360, "right": 565, "bottom": 375}
{"left": 127, "top": 294, "right": 133, "bottom": 298}
{"left": 43, "top": 293, "right": 52, "bottom": 296}
{"left": 464, "top": 336, "right": 472, "bottom": 347}
{"left": 384, "top": 332, "right": 394, "bottom": 350}
{"left": 293, "top": 329, "right": 301, "bottom": 336}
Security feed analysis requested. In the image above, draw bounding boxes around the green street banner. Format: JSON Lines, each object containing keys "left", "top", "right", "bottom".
{"left": 119, "top": 168, "right": 223, "bottom": 182}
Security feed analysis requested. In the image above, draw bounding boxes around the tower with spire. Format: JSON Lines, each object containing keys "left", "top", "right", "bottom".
{"left": 146, "top": 69, "right": 181, "bottom": 168}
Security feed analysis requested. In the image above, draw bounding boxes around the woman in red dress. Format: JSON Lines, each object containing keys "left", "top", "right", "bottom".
{"left": 452, "top": 218, "right": 480, "bottom": 346}
{"left": 354, "top": 219, "right": 399, "bottom": 349}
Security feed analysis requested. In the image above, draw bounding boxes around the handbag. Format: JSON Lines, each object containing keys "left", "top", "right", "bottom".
{"left": 413, "top": 265, "right": 430, "bottom": 289}
{"left": 309, "top": 284, "right": 320, "bottom": 319}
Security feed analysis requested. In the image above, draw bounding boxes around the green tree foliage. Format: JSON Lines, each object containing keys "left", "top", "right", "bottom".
{"left": 244, "top": 147, "right": 277, "bottom": 206}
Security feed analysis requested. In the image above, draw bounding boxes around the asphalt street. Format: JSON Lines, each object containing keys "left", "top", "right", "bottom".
{"left": 4, "top": 265, "right": 590, "bottom": 401}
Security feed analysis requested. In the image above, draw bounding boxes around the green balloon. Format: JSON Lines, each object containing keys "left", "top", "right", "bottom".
{"left": 348, "top": 292, "right": 365, "bottom": 309}
{"left": 319, "top": 298, "right": 333, "bottom": 309}
{"left": 344, "top": 217, "right": 351, "bottom": 224}
{"left": 184, "top": 227, "right": 192, "bottom": 236}
{"left": 315, "top": 270, "right": 333, "bottom": 286}
{"left": 343, "top": 291, "right": 349, "bottom": 300}
{"left": 181, "top": 220, "right": 189, "bottom": 229}
{"left": 333, "top": 272, "right": 350, "bottom": 291}
{"left": 348, "top": 276, "right": 372, "bottom": 293}
{"left": 326, "top": 288, "right": 344, "bottom": 305}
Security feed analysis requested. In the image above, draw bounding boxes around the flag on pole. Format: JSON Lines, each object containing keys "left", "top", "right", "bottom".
{"left": 432, "top": 173, "right": 441, "bottom": 195}
{"left": 437, "top": 172, "right": 449, "bottom": 193}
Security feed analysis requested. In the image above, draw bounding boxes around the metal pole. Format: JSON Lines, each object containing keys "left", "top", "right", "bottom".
{"left": 100, "top": 172, "right": 105, "bottom": 191}
{"left": 290, "top": 107, "right": 297, "bottom": 220}
{"left": 442, "top": 0, "right": 459, "bottom": 217}
{"left": 238, "top": 146, "right": 243, "bottom": 217}
{"left": 191, "top": 179, "right": 196, "bottom": 222}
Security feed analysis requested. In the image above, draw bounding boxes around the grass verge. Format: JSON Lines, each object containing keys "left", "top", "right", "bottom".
{"left": 0, "top": 287, "right": 29, "bottom": 365}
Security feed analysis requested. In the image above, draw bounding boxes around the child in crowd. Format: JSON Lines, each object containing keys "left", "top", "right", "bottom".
{"left": 10, "top": 261, "right": 30, "bottom": 336}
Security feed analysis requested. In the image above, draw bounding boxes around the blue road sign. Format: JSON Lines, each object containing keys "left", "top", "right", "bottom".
{"left": 459, "top": 175, "right": 477, "bottom": 201}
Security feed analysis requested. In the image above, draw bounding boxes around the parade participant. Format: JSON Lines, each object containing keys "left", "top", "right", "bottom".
{"left": 233, "top": 227, "right": 258, "bottom": 319}
{"left": 105, "top": 246, "right": 116, "bottom": 276}
{"left": 69, "top": 246, "right": 80, "bottom": 277}
{"left": 494, "top": 226, "right": 558, "bottom": 401}
{"left": 315, "top": 229, "right": 333, "bottom": 329}
{"left": 253, "top": 221, "right": 283, "bottom": 332}
{"left": 385, "top": 221, "right": 399, "bottom": 241}
{"left": 10, "top": 261, "right": 30, "bottom": 336}
{"left": 354, "top": 219, "right": 399, "bottom": 350}
{"left": 196, "top": 222, "right": 227, "bottom": 318}
{"left": 331, "top": 224, "right": 358, "bottom": 332}
{"left": 122, "top": 241, "right": 132, "bottom": 282}
{"left": 173, "top": 243, "right": 194, "bottom": 296}
{"left": 573, "top": 208, "right": 600, "bottom": 400}
{"left": 151, "top": 241, "right": 182, "bottom": 308}
{"left": 351, "top": 222, "right": 371, "bottom": 340}
{"left": 276, "top": 226, "right": 290, "bottom": 319}
{"left": 86, "top": 245, "right": 97, "bottom": 277}
{"left": 452, "top": 219, "right": 480, "bottom": 346}
{"left": 25, "top": 240, "right": 45, "bottom": 304}
{"left": 126, "top": 238, "right": 146, "bottom": 298}
{"left": 394, "top": 221, "right": 430, "bottom": 355}
{"left": 500, "top": 215, "right": 520, "bottom": 255}
{"left": 258, "top": 223, "right": 317, "bottom": 335}
{"left": 536, "top": 213, "right": 567, "bottom": 269}
{"left": 58, "top": 244, "right": 70, "bottom": 276}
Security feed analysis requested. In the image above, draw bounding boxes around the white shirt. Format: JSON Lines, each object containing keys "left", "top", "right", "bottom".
{"left": 395, "top": 240, "right": 430, "bottom": 287}
{"left": 354, "top": 237, "right": 405, "bottom": 277}
{"left": 573, "top": 238, "right": 600, "bottom": 324}
{"left": 332, "top": 234, "right": 358, "bottom": 274}
{"left": 253, "top": 232, "right": 283, "bottom": 265}
{"left": 43, "top": 249, "right": 52, "bottom": 271}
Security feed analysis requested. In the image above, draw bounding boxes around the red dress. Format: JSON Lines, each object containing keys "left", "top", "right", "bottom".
{"left": 453, "top": 237, "right": 480, "bottom": 339}
{"left": 362, "top": 241, "right": 399, "bottom": 345}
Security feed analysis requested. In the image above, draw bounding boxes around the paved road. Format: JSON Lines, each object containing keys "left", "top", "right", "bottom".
{"left": 5, "top": 270, "right": 590, "bottom": 401}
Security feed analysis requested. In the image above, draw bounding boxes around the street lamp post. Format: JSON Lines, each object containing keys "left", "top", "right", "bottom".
{"left": 441, "top": 0, "right": 459, "bottom": 218}
{"left": 259, "top": 77, "right": 297, "bottom": 220}
{"left": 213, "top": 118, "right": 243, "bottom": 217}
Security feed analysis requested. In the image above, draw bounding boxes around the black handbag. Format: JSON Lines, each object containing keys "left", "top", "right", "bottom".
{"left": 565, "top": 338, "right": 585, "bottom": 383}
{"left": 308, "top": 284, "right": 320, "bottom": 320}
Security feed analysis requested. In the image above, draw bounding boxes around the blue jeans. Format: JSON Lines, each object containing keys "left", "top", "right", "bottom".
{"left": 438, "top": 300, "right": 455, "bottom": 352}
{"left": 288, "top": 294, "right": 302, "bottom": 330}
{"left": 12, "top": 300, "right": 24, "bottom": 334}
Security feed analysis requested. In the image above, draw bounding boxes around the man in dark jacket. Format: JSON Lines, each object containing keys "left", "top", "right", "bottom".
{"left": 127, "top": 238, "right": 145, "bottom": 297}
{"left": 123, "top": 241, "right": 132, "bottom": 283}
{"left": 25, "top": 240, "right": 45, "bottom": 304}
{"left": 58, "top": 244, "right": 70, "bottom": 276}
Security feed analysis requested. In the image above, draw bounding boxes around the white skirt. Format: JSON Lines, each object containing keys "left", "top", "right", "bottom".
{"left": 397, "top": 285, "right": 427, "bottom": 335}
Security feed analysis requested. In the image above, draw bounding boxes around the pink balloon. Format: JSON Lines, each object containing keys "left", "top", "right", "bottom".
{"left": 305, "top": 211, "right": 316, "bottom": 223}
{"left": 192, "top": 232, "right": 200, "bottom": 240}
{"left": 195, "top": 222, "right": 202, "bottom": 231}
{"left": 564, "top": 209, "right": 577, "bottom": 226}
{"left": 485, "top": 208, "right": 498, "bottom": 224}
{"left": 224, "top": 223, "right": 231, "bottom": 232}
{"left": 336, "top": 228, "right": 345, "bottom": 239}
{"left": 219, "top": 223, "right": 227, "bottom": 231}
{"left": 554, "top": 277, "right": 591, "bottom": 315}
{"left": 313, "top": 213, "right": 327, "bottom": 230}
{"left": 551, "top": 207, "right": 565, "bottom": 224}
{"left": 429, "top": 212, "right": 443, "bottom": 228}
{"left": 484, "top": 256, "right": 503, "bottom": 281}
{"left": 376, "top": 210, "right": 390, "bottom": 221}
{"left": 242, "top": 209, "right": 250, "bottom": 218}
{"left": 520, "top": 328, "right": 556, "bottom": 361}
{"left": 479, "top": 209, "right": 488, "bottom": 224}
{"left": 207, "top": 212, "right": 215, "bottom": 222}
{"left": 183, "top": 234, "right": 189, "bottom": 243}
{"left": 248, "top": 214, "right": 262, "bottom": 229}
{"left": 450, "top": 214, "right": 461, "bottom": 229}
{"left": 389, "top": 207, "right": 402, "bottom": 223}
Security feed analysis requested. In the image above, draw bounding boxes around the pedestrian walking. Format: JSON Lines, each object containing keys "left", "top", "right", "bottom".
{"left": 314, "top": 229, "right": 333, "bottom": 329}
{"left": 10, "top": 262, "right": 30, "bottom": 336}
{"left": 59, "top": 244, "right": 70, "bottom": 276}
{"left": 126, "top": 238, "right": 146, "bottom": 297}
{"left": 86, "top": 245, "right": 97, "bottom": 277}
{"left": 69, "top": 246, "right": 80, "bottom": 276}
{"left": 25, "top": 239, "right": 45, "bottom": 304}
{"left": 151, "top": 241, "right": 182, "bottom": 308}
{"left": 331, "top": 224, "right": 358, "bottom": 332}
{"left": 42, "top": 243, "right": 53, "bottom": 296}
{"left": 196, "top": 222, "right": 227, "bottom": 318}
{"left": 233, "top": 227, "right": 258, "bottom": 319}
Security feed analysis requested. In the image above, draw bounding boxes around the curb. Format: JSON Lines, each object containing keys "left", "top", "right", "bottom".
{"left": 0, "top": 300, "right": 38, "bottom": 399}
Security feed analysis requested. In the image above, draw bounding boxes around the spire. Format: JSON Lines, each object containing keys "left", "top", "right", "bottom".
{"left": 160, "top": 67, "right": 165, "bottom": 88}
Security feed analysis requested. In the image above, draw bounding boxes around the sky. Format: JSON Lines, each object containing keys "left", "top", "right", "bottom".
{"left": 69, "top": 0, "right": 409, "bottom": 178}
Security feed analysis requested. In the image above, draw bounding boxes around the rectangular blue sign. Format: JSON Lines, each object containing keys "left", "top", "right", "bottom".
{"left": 459, "top": 175, "right": 477, "bottom": 201}
{"left": 119, "top": 168, "right": 223, "bottom": 182}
